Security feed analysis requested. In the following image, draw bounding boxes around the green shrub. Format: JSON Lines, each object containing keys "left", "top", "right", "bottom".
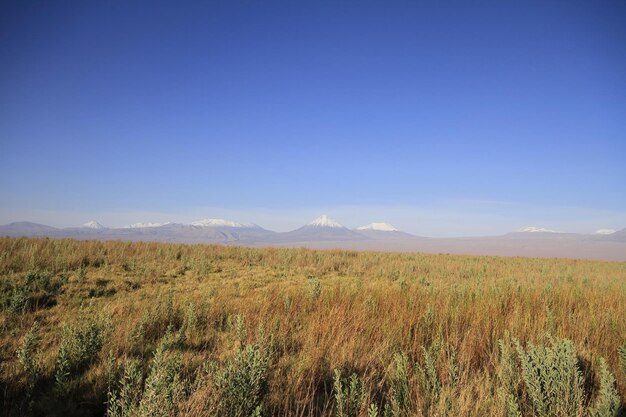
{"left": 55, "top": 314, "right": 110, "bottom": 393}
{"left": 333, "top": 369, "right": 366, "bottom": 417}
{"left": 107, "top": 335, "right": 185, "bottom": 417}
{"left": 105, "top": 350, "right": 119, "bottom": 396}
{"left": 2, "top": 270, "right": 65, "bottom": 315}
{"left": 587, "top": 358, "right": 620, "bottom": 417}
{"left": 416, "top": 338, "right": 442, "bottom": 414}
{"left": 214, "top": 338, "right": 272, "bottom": 417}
{"left": 234, "top": 314, "right": 247, "bottom": 347}
{"left": 504, "top": 393, "right": 523, "bottom": 417}
{"left": 7, "top": 287, "right": 28, "bottom": 315}
{"left": 107, "top": 360, "right": 143, "bottom": 417}
{"left": 447, "top": 346, "right": 460, "bottom": 389}
{"left": 307, "top": 276, "right": 321, "bottom": 299}
{"left": 618, "top": 343, "right": 626, "bottom": 381}
{"left": 137, "top": 342, "right": 184, "bottom": 417}
{"left": 498, "top": 332, "right": 519, "bottom": 395}
{"left": 514, "top": 337, "right": 584, "bottom": 417}
{"left": 498, "top": 332, "right": 522, "bottom": 417}
{"left": 498, "top": 335, "right": 622, "bottom": 417}
{"left": 367, "top": 403, "right": 381, "bottom": 417}
{"left": 16, "top": 321, "right": 41, "bottom": 397}
{"left": 388, "top": 352, "right": 411, "bottom": 417}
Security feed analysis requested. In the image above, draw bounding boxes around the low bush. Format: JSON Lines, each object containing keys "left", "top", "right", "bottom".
{"left": 333, "top": 369, "right": 366, "bottom": 417}
{"left": 213, "top": 324, "right": 273, "bottom": 417}
{"left": 497, "top": 335, "right": 621, "bottom": 417}
{"left": 55, "top": 313, "right": 111, "bottom": 394}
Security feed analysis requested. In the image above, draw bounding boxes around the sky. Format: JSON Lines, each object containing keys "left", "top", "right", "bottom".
{"left": 1, "top": 1, "right": 625, "bottom": 236}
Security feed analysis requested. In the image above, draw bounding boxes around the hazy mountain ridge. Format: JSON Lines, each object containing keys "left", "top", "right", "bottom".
{"left": 1, "top": 219, "right": 624, "bottom": 261}
{"left": 355, "top": 229, "right": 425, "bottom": 240}
{"left": 0, "top": 221, "right": 59, "bottom": 236}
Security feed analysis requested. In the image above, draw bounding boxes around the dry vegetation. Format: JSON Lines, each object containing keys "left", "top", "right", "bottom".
{"left": 0, "top": 237, "right": 625, "bottom": 417}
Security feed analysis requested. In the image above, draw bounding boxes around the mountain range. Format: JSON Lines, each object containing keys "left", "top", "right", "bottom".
{"left": 1, "top": 215, "right": 625, "bottom": 261}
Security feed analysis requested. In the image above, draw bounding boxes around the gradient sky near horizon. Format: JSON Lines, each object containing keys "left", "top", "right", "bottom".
{"left": 1, "top": 1, "right": 625, "bottom": 235}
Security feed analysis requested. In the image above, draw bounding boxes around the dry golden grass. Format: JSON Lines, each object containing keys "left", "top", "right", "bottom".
{"left": 0, "top": 237, "right": 625, "bottom": 416}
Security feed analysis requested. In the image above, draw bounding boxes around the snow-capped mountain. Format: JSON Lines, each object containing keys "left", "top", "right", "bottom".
{"left": 520, "top": 226, "right": 557, "bottom": 233}
{"left": 593, "top": 229, "right": 616, "bottom": 235}
{"left": 109, "top": 221, "right": 273, "bottom": 244}
{"left": 281, "top": 215, "right": 365, "bottom": 242}
{"left": 82, "top": 220, "right": 106, "bottom": 229}
{"left": 307, "top": 215, "right": 343, "bottom": 228}
{"left": 597, "top": 228, "right": 626, "bottom": 243}
{"left": 191, "top": 218, "right": 256, "bottom": 228}
{"left": 357, "top": 222, "right": 398, "bottom": 232}
{"left": 355, "top": 222, "right": 423, "bottom": 240}
{"left": 124, "top": 222, "right": 170, "bottom": 228}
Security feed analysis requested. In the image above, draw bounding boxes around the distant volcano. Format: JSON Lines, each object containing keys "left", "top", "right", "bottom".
{"left": 280, "top": 215, "right": 366, "bottom": 242}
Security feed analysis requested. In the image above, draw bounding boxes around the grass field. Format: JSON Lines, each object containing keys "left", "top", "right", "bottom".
{"left": 1, "top": 237, "right": 625, "bottom": 417}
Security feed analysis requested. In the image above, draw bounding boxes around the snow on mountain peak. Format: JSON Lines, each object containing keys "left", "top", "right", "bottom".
{"left": 308, "top": 215, "right": 343, "bottom": 228}
{"left": 125, "top": 222, "right": 169, "bottom": 229}
{"left": 82, "top": 220, "right": 105, "bottom": 229}
{"left": 357, "top": 222, "right": 398, "bottom": 232}
{"left": 191, "top": 218, "right": 253, "bottom": 228}
{"left": 521, "top": 226, "right": 557, "bottom": 233}
{"left": 594, "top": 228, "right": 616, "bottom": 235}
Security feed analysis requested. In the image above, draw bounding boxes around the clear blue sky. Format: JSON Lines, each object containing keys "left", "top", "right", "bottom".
{"left": 1, "top": 1, "right": 625, "bottom": 234}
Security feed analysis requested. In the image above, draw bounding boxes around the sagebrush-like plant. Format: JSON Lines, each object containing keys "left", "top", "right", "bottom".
{"left": 448, "top": 346, "right": 460, "bottom": 389}
{"left": 107, "top": 359, "right": 143, "bottom": 417}
{"left": 498, "top": 332, "right": 522, "bottom": 417}
{"left": 234, "top": 314, "right": 247, "bottom": 347}
{"left": 54, "top": 313, "right": 110, "bottom": 394}
{"left": 388, "top": 352, "right": 411, "bottom": 417}
{"left": 417, "top": 338, "right": 442, "bottom": 414}
{"left": 618, "top": 343, "right": 626, "bottom": 381}
{"left": 515, "top": 339, "right": 584, "bottom": 417}
{"left": 307, "top": 276, "right": 321, "bottom": 299}
{"left": 587, "top": 358, "right": 620, "bottom": 417}
{"left": 137, "top": 342, "right": 184, "bottom": 417}
{"left": 499, "top": 335, "right": 623, "bottom": 417}
{"left": 214, "top": 339, "right": 272, "bottom": 417}
{"left": 504, "top": 393, "right": 523, "bottom": 417}
{"left": 333, "top": 369, "right": 366, "bottom": 417}
{"left": 16, "top": 321, "right": 41, "bottom": 398}
{"left": 105, "top": 349, "right": 118, "bottom": 397}
{"left": 8, "top": 287, "right": 28, "bottom": 315}
{"left": 514, "top": 336, "right": 584, "bottom": 417}
{"left": 107, "top": 333, "right": 185, "bottom": 417}
{"left": 498, "top": 332, "right": 518, "bottom": 395}
{"left": 55, "top": 333, "right": 71, "bottom": 394}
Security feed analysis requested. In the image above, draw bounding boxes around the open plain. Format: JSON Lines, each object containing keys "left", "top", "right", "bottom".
{"left": 1, "top": 237, "right": 625, "bottom": 416}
